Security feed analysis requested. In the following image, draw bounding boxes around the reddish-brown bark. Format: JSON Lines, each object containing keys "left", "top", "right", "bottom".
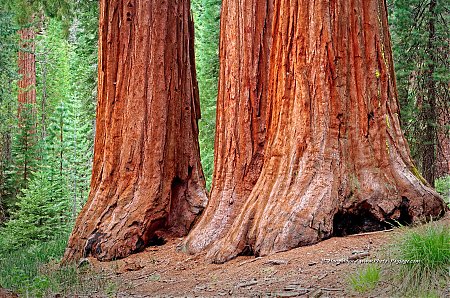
{"left": 63, "top": 0, "right": 207, "bottom": 262}
{"left": 17, "top": 25, "right": 36, "bottom": 112}
{"left": 202, "top": 0, "right": 447, "bottom": 263}
{"left": 16, "top": 23, "right": 37, "bottom": 187}
{"left": 182, "top": 0, "right": 274, "bottom": 254}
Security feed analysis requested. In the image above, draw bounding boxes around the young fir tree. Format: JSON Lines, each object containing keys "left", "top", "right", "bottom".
{"left": 0, "top": 8, "right": 19, "bottom": 221}
{"left": 65, "top": 0, "right": 99, "bottom": 215}
{"left": 0, "top": 16, "right": 90, "bottom": 247}
{"left": 0, "top": 169, "right": 69, "bottom": 252}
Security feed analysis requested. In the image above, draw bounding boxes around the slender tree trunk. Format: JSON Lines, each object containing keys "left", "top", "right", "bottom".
{"left": 17, "top": 25, "right": 36, "bottom": 108}
{"left": 17, "top": 22, "right": 37, "bottom": 187}
{"left": 63, "top": 0, "right": 207, "bottom": 262}
{"left": 436, "top": 117, "right": 449, "bottom": 179}
{"left": 421, "top": 0, "right": 437, "bottom": 185}
{"left": 183, "top": 0, "right": 274, "bottom": 254}
{"left": 40, "top": 51, "right": 48, "bottom": 140}
{"left": 204, "top": 0, "right": 446, "bottom": 263}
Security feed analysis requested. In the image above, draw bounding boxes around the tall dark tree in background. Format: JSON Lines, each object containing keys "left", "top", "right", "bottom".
{"left": 390, "top": 0, "right": 449, "bottom": 186}
{"left": 0, "top": 0, "right": 98, "bottom": 250}
{"left": 2, "top": 1, "right": 40, "bottom": 210}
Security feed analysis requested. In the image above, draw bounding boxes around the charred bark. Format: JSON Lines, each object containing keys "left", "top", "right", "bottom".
{"left": 182, "top": 0, "right": 274, "bottom": 254}
{"left": 204, "top": 0, "right": 447, "bottom": 263}
{"left": 63, "top": 0, "right": 207, "bottom": 262}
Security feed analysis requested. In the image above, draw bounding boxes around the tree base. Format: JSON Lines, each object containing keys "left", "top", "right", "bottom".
{"left": 199, "top": 152, "right": 447, "bottom": 263}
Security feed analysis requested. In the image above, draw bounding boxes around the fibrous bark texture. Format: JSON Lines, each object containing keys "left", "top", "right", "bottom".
{"left": 204, "top": 0, "right": 447, "bottom": 263}
{"left": 18, "top": 25, "right": 36, "bottom": 108}
{"left": 17, "top": 23, "right": 37, "bottom": 187}
{"left": 182, "top": 0, "right": 273, "bottom": 254}
{"left": 63, "top": 0, "right": 207, "bottom": 262}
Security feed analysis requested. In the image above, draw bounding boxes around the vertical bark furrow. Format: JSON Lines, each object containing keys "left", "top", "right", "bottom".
{"left": 182, "top": 0, "right": 274, "bottom": 254}
{"left": 18, "top": 25, "right": 37, "bottom": 108}
{"left": 64, "top": 0, "right": 206, "bottom": 262}
{"left": 203, "top": 0, "right": 446, "bottom": 264}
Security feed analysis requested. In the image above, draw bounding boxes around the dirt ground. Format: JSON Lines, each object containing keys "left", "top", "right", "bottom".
{"left": 85, "top": 224, "right": 442, "bottom": 298}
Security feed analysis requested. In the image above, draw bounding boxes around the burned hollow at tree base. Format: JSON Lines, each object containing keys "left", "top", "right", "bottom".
{"left": 188, "top": 0, "right": 447, "bottom": 264}
{"left": 62, "top": 0, "right": 207, "bottom": 263}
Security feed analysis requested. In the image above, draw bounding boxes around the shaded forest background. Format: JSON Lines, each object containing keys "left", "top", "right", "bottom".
{"left": 0, "top": 0, "right": 448, "bottom": 293}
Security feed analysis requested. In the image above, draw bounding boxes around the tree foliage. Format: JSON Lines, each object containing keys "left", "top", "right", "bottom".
{"left": 192, "top": 0, "right": 221, "bottom": 189}
{"left": 390, "top": 0, "right": 449, "bottom": 184}
{"left": 0, "top": 8, "right": 19, "bottom": 221}
{"left": 0, "top": 169, "right": 69, "bottom": 252}
{"left": 0, "top": 1, "right": 98, "bottom": 244}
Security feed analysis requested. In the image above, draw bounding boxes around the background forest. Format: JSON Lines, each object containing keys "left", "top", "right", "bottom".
{"left": 0, "top": 0, "right": 448, "bottom": 296}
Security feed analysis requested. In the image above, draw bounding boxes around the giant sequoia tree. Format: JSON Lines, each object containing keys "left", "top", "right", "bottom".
{"left": 63, "top": 0, "right": 207, "bottom": 262}
{"left": 17, "top": 24, "right": 36, "bottom": 109}
{"left": 183, "top": 0, "right": 274, "bottom": 254}
{"left": 14, "top": 19, "right": 38, "bottom": 195}
{"left": 191, "top": 0, "right": 447, "bottom": 263}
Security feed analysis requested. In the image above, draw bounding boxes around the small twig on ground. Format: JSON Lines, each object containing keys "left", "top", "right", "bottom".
{"left": 348, "top": 252, "right": 370, "bottom": 260}
{"left": 321, "top": 287, "right": 343, "bottom": 291}
{"left": 347, "top": 229, "right": 393, "bottom": 237}
{"left": 264, "top": 259, "right": 289, "bottom": 265}
{"left": 238, "top": 257, "right": 263, "bottom": 267}
{"left": 237, "top": 279, "right": 258, "bottom": 288}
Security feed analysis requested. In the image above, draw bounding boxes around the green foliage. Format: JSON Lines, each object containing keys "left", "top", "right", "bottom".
{"left": 65, "top": 0, "right": 99, "bottom": 211}
{"left": 0, "top": 0, "right": 99, "bottom": 291}
{"left": 0, "top": 236, "right": 67, "bottom": 295}
{"left": 347, "top": 264, "right": 381, "bottom": 293}
{"left": 0, "top": 169, "right": 69, "bottom": 252}
{"left": 4, "top": 104, "right": 40, "bottom": 211}
{"left": 33, "top": 15, "right": 96, "bottom": 218}
{"left": 0, "top": 8, "right": 19, "bottom": 221}
{"left": 0, "top": 6, "right": 99, "bottom": 293}
{"left": 0, "top": 236, "right": 118, "bottom": 297}
{"left": 394, "top": 222, "right": 450, "bottom": 294}
{"left": 390, "top": 0, "right": 449, "bottom": 179}
{"left": 0, "top": 0, "right": 72, "bottom": 28}
{"left": 435, "top": 175, "right": 449, "bottom": 205}
{"left": 192, "top": 0, "right": 221, "bottom": 189}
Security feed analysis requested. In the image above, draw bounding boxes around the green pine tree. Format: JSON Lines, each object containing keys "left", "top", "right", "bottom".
{"left": 0, "top": 169, "right": 69, "bottom": 252}
{"left": 192, "top": 0, "right": 221, "bottom": 189}
{"left": 390, "top": 0, "right": 449, "bottom": 184}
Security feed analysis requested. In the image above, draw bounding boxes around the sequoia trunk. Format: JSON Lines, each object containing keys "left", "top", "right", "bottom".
{"left": 17, "top": 23, "right": 37, "bottom": 187}
{"left": 205, "top": 0, "right": 447, "bottom": 263}
{"left": 63, "top": 0, "right": 207, "bottom": 262}
{"left": 18, "top": 25, "right": 36, "bottom": 108}
{"left": 182, "top": 0, "right": 273, "bottom": 254}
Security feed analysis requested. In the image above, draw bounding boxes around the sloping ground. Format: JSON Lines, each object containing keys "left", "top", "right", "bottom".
{"left": 84, "top": 217, "right": 448, "bottom": 297}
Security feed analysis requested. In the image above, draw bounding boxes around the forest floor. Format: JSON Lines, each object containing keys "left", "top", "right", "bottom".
{"left": 79, "top": 215, "right": 449, "bottom": 298}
